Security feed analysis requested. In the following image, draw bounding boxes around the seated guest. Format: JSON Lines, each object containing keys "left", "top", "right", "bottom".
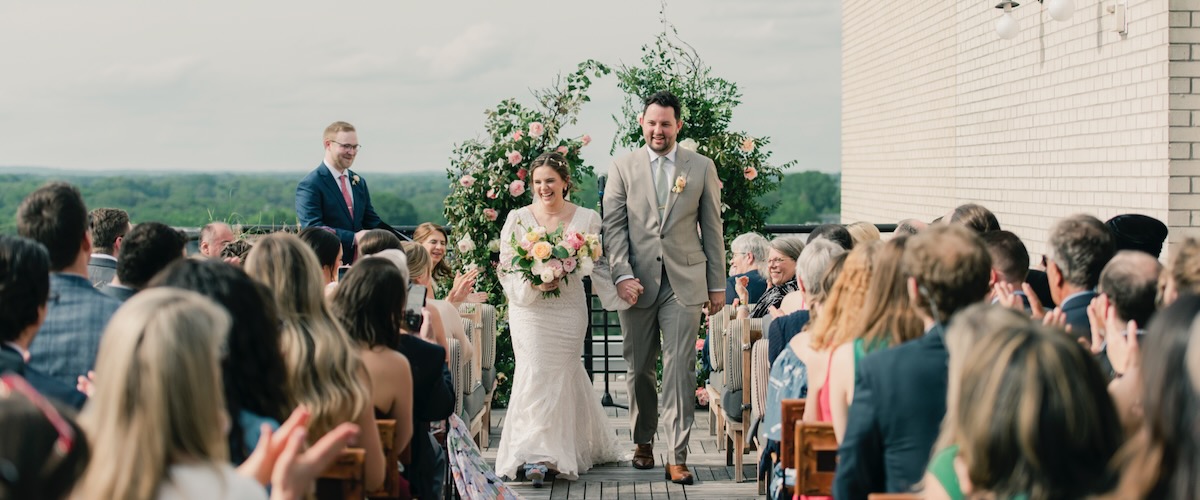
{"left": 725, "top": 232, "right": 770, "bottom": 305}
{"left": 845, "top": 221, "right": 881, "bottom": 247}
{"left": 1106, "top": 213, "right": 1168, "bottom": 258}
{"left": 298, "top": 227, "right": 343, "bottom": 293}
{"left": 925, "top": 322, "right": 1121, "bottom": 499}
{"left": 149, "top": 259, "right": 291, "bottom": 464}
{"left": 980, "top": 230, "right": 1031, "bottom": 310}
{"left": 17, "top": 182, "right": 121, "bottom": 387}
{"left": 770, "top": 239, "right": 846, "bottom": 363}
{"left": 245, "top": 233, "right": 386, "bottom": 492}
{"left": 0, "top": 235, "right": 87, "bottom": 408}
{"left": 99, "top": 222, "right": 187, "bottom": 303}
{"left": 735, "top": 237, "right": 804, "bottom": 319}
{"left": 1162, "top": 238, "right": 1200, "bottom": 305}
{"left": 948, "top": 203, "right": 1000, "bottom": 234}
{"left": 1044, "top": 214, "right": 1115, "bottom": 337}
{"left": 331, "top": 258, "right": 416, "bottom": 493}
{"left": 807, "top": 223, "right": 854, "bottom": 251}
{"left": 0, "top": 374, "right": 90, "bottom": 500}
{"left": 199, "top": 222, "right": 237, "bottom": 258}
{"left": 834, "top": 224, "right": 992, "bottom": 499}
{"left": 357, "top": 228, "right": 402, "bottom": 259}
{"left": 413, "top": 222, "right": 487, "bottom": 306}
{"left": 86, "top": 207, "right": 129, "bottom": 287}
{"left": 828, "top": 236, "right": 923, "bottom": 441}
{"left": 1090, "top": 252, "right": 1162, "bottom": 434}
{"left": 74, "top": 288, "right": 359, "bottom": 500}
{"left": 403, "top": 242, "right": 472, "bottom": 362}
{"left": 894, "top": 218, "right": 926, "bottom": 235}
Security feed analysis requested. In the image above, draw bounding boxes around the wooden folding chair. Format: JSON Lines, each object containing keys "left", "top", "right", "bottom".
{"left": 724, "top": 316, "right": 763, "bottom": 482}
{"left": 793, "top": 421, "right": 838, "bottom": 497}
{"left": 367, "top": 419, "right": 400, "bottom": 499}
{"left": 316, "top": 448, "right": 366, "bottom": 500}
{"left": 777, "top": 399, "right": 807, "bottom": 498}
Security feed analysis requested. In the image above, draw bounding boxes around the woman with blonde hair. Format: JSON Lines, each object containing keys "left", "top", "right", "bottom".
{"left": 244, "top": 233, "right": 386, "bottom": 492}
{"left": 401, "top": 241, "right": 472, "bottom": 362}
{"left": 73, "top": 289, "right": 360, "bottom": 500}
{"left": 924, "top": 322, "right": 1121, "bottom": 499}
{"left": 412, "top": 222, "right": 487, "bottom": 306}
{"left": 827, "top": 236, "right": 923, "bottom": 441}
{"left": 845, "top": 221, "right": 881, "bottom": 247}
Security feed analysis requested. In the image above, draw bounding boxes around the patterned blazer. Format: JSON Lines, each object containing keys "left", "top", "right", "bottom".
{"left": 28, "top": 273, "right": 121, "bottom": 387}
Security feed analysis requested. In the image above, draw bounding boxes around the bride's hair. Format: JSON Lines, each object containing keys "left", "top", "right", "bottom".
{"left": 531, "top": 152, "right": 572, "bottom": 197}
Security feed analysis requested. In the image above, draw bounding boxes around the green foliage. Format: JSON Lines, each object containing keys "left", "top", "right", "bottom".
{"left": 0, "top": 171, "right": 451, "bottom": 235}
{"left": 442, "top": 60, "right": 612, "bottom": 407}
{"left": 762, "top": 171, "right": 841, "bottom": 224}
{"left": 612, "top": 31, "right": 795, "bottom": 244}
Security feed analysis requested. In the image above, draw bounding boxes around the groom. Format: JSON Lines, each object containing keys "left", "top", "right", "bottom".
{"left": 602, "top": 90, "right": 725, "bottom": 485}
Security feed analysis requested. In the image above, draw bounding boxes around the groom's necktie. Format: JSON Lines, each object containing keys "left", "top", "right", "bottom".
{"left": 338, "top": 174, "right": 354, "bottom": 214}
{"left": 654, "top": 156, "right": 668, "bottom": 220}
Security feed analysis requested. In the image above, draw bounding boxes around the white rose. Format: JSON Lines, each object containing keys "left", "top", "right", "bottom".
{"left": 678, "top": 138, "right": 699, "bottom": 152}
{"left": 539, "top": 269, "right": 556, "bottom": 284}
{"left": 487, "top": 239, "right": 501, "bottom": 252}
{"left": 457, "top": 234, "right": 476, "bottom": 253}
{"left": 531, "top": 260, "right": 547, "bottom": 275}
{"left": 579, "top": 257, "right": 594, "bottom": 276}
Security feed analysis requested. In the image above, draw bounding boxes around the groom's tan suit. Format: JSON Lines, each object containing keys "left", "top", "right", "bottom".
{"left": 602, "top": 145, "right": 725, "bottom": 464}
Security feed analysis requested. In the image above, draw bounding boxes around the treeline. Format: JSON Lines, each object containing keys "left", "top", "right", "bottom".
{"left": 0, "top": 170, "right": 838, "bottom": 234}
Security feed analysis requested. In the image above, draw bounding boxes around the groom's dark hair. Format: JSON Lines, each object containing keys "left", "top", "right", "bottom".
{"left": 643, "top": 91, "right": 682, "bottom": 120}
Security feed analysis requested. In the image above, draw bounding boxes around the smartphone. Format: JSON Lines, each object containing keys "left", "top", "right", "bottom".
{"left": 405, "top": 283, "right": 427, "bottom": 332}
{"left": 337, "top": 265, "right": 351, "bottom": 281}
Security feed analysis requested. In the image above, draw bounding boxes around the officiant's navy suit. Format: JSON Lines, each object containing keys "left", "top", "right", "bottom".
{"left": 295, "top": 163, "right": 382, "bottom": 262}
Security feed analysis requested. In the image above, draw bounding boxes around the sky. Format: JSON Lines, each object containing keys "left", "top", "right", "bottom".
{"left": 0, "top": 1, "right": 840, "bottom": 175}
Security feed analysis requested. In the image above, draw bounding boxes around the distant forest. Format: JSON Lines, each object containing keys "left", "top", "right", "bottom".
{"left": 0, "top": 170, "right": 838, "bottom": 234}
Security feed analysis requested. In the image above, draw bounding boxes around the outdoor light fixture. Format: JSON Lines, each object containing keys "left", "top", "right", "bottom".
{"left": 994, "top": 0, "right": 1075, "bottom": 40}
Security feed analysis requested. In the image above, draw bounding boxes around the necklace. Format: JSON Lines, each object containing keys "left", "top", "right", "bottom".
{"left": 540, "top": 203, "right": 565, "bottom": 215}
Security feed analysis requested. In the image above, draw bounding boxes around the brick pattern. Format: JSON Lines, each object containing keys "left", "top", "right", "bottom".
{"left": 1169, "top": 0, "right": 1200, "bottom": 245}
{"left": 842, "top": 0, "right": 1173, "bottom": 256}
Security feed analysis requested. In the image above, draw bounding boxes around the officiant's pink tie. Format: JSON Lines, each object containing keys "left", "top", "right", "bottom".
{"left": 339, "top": 174, "right": 354, "bottom": 214}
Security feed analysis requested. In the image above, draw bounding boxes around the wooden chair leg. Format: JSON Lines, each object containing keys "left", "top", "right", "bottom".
{"left": 726, "top": 435, "right": 734, "bottom": 466}
{"left": 480, "top": 407, "right": 490, "bottom": 449}
{"left": 734, "top": 428, "right": 745, "bottom": 483}
{"left": 708, "top": 405, "right": 717, "bottom": 436}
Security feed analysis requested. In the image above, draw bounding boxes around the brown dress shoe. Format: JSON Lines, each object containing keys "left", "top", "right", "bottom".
{"left": 665, "top": 464, "right": 694, "bottom": 485}
{"left": 632, "top": 443, "right": 654, "bottom": 469}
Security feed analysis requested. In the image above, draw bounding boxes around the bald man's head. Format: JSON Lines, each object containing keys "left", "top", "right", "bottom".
{"left": 1099, "top": 250, "right": 1163, "bottom": 326}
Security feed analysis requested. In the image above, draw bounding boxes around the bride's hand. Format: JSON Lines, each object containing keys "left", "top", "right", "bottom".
{"left": 535, "top": 278, "right": 561, "bottom": 292}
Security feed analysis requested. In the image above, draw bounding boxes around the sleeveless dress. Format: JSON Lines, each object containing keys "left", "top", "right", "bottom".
{"left": 494, "top": 206, "right": 625, "bottom": 480}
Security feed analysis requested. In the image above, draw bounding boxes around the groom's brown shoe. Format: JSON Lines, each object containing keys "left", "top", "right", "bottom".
{"left": 665, "top": 464, "right": 695, "bottom": 485}
{"left": 632, "top": 444, "right": 654, "bottom": 469}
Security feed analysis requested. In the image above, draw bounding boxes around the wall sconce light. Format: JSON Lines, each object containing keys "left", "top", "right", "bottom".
{"left": 994, "top": 0, "right": 1075, "bottom": 40}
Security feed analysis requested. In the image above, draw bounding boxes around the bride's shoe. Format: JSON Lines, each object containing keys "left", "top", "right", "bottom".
{"left": 524, "top": 463, "right": 548, "bottom": 487}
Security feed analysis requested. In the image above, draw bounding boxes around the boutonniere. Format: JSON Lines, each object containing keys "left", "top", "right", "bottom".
{"left": 351, "top": 174, "right": 360, "bottom": 186}
{"left": 672, "top": 175, "right": 686, "bottom": 193}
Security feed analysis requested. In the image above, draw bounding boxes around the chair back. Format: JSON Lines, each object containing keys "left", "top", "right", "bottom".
{"left": 367, "top": 419, "right": 400, "bottom": 498}
{"left": 316, "top": 448, "right": 366, "bottom": 500}
{"left": 794, "top": 421, "right": 838, "bottom": 497}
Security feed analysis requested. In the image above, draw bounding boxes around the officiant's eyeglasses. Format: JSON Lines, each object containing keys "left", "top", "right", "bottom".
{"left": 330, "top": 140, "right": 362, "bottom": 151}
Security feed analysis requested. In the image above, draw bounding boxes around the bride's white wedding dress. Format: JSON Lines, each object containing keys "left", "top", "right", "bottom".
{"left": 494, "top": 206, "right": 627, "bottom": 481}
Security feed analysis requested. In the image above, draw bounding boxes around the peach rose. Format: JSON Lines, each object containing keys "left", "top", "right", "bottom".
{"left": 743, "top": 166, "right": 758, "bottom": 181}
{"left": 529, "top": 122, "right": 545, "bottom": 137}
{"left": 507, "top": 150, "right": 523, "bottom": 166}
{"left": 483, "top": 208, "right": 497, "bottom": 221}
{"left": 512, "top": 130, "right": 523, "bottom": 141}
{"left": 459, "top": 175, "right": 475, "bottom": 188}
{"left": 509, "top": 180, "right": 526, "bottom": 197}
{"left": 530, "top": 241, "right": 553, "bottom": 261}
{"left": 740, "top": 137, "right": 756, "bottom": 153}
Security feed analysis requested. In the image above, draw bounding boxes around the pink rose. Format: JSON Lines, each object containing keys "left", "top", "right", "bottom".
{"left": 562, "top": 257, "right": 577, "bottom": 273}
{"left": 486, "top": 189, "right": 498, "bottom": 200}
{"left": 547, "top": 259, "right": 564, "bottom": 275}
{"left": 564, "top": 231, "right": 585, "bottom": 251}
{"left": 517, "top": 168, "right": 527, "bottom": 181}
{"left": 520, "top": 239, "right": 533, "bottom": 251}
{"left": 483, "top": 208, "right": 498, "bottom": 221}
{"left": 512, "top": 130, "right": 523, "bottom": 141}
{"left": 556, "top": 145, "right": 568, "bottom": 154}
{"left": 459, "top": 175, "right": 475, "bottom": 188}
{"left": 508, "top": 180, "right": 526, "bottom": 197}
{"left": 740, "top": 137, "right": 756, "bottom": 153}
{"left": 743, "top": 166, "right": 758, "bottom": 181}
{"left": 507, "top": 150, "right": 523, "bottom": 166}
{"left": 581, "top": 134, "right": 592, "bottom": 146}
{"left": 529, "top": 122, "right": 544, "bottom": 137}
{"left": 696, "top": 339, "right": 705, "bottom": 351}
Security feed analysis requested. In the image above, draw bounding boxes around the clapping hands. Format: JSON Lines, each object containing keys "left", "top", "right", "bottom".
{"left": 238, "top": 406, "right": 360, "bottom": 499}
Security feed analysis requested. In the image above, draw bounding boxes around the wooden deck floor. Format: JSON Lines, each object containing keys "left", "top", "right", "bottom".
{"left": 479, "top": 375, "right": 759, "bottom": 500}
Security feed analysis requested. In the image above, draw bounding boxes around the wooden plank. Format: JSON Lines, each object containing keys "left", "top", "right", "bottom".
{"left": 664, "top": 478, "right": 687, "bottom": 498}
{"left": 549, "top": 478, "right": 570, "bottom": 500}
{"left": 617, "top": 480, "right": 637, "bottom": 499}
{"left": 633, "top": 481, "right": 653, "bottom": 499}
{"left": 649, "top": 478, "right": 670, "bottom": 499}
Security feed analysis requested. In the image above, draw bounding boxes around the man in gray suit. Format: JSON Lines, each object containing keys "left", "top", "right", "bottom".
{"left": 86, "top": 207, "right": 129, "bottom": 287}
{"left": 602, "top": 90, "right": 725, "bottom": 485}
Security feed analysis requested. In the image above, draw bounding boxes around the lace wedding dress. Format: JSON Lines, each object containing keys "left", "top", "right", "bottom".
{"left": 494, "top": 206, "right": 627, "bottom": 480}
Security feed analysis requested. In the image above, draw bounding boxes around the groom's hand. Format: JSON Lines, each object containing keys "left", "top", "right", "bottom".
{"left": 617, "top": 279, "right": 643, "bottom": 305}
{"left": 706, "top": 291, "right": 724, "bottom": 316}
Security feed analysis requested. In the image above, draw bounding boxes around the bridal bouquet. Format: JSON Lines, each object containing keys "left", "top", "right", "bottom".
{"left": 507, "top": 223, "right": 602, "bottom": 298}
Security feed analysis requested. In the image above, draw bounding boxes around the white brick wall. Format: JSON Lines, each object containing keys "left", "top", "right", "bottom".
{"left": 842, "top": 0, "right": 1173, "bottom": 256}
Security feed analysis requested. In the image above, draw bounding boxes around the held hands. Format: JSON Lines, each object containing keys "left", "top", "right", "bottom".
{"left": 617, "top": 278, "right": 644, "bottom": 305}
{"left": 706, "top": 291, "right": 725, "bottom": 316}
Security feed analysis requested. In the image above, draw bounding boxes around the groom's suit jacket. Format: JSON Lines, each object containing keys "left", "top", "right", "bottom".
{"left": 602, "top": 147, "right": 725, "bottom": 306}
{"left": 295, "top": 163, "right": 383, "bottom": 262}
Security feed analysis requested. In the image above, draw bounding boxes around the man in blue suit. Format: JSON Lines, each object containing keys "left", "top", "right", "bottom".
{"left": 295, "top": 121, "right": 383, "bottom": 264}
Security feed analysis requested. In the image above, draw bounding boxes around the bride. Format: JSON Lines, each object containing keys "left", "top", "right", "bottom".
{"left": 495, "top": 151, "right": 625, "bottom": 485}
